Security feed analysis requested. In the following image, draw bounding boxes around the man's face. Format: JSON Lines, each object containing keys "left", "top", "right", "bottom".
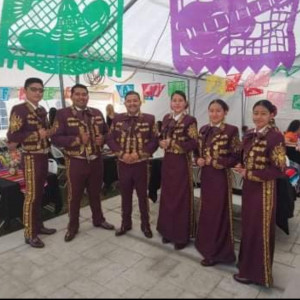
{"left": 25, "top": 83, "right": 44, "bottom": 105}
{"left": 71, "top": 87, "right": 89, "bottom": 109}
{"left": 125, "top": 94, "right": 141, "bottom": 115}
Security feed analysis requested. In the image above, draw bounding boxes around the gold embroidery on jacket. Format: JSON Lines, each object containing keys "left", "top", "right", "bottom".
{"left": 9, "top": 112, "right": 23, "bottom": 133}
{"left": 271, "top": 144, "right": 286, "bottom": 170}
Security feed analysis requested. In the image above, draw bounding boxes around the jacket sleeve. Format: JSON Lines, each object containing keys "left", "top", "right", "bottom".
{"left": 171, "top": 119, "right": 198, "bottom": 153}
{"left": 142, "top": 116, "right": 159, "bottom": 157}
{"left": 246, "top": 134, "right": 286, "bottom": 182}
{"left": 213, "top": 127, "right": 241, "bottom": 169}
{"left": 51, "top": 110, "right": 80, "bottom": 148}
{"left": 7, "top": 107, "right": 37, "bottom": 144}
{"left": 106, "top": 119, "right": 124, "bottom": 158}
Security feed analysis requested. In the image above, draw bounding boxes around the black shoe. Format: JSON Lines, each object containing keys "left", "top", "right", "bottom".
{"left": 94, "top": 221, "right": 115, "bottom": 230}
{"left": 115, "top": 226, "right": 132, "bottom": 236}
{"left": 162, "top": 237, "right": 171, "bottom": 244}
{"left": 25, "top": 237, "right": 45, "bottom": 248}
{"left": 142, "top": 228, "right": 153, "bottom": 238}
{"left": 64, "top": 230, "right": 77, "bottom": 242}
{"left": 174, "top": 243, "right": 187, "bottom": 250}
{"left": 233, "top": 274, "right": 253, "bottom": 285}
{"left": 39, "top": 227, "right": 57, "bottom": 235}
{"left": 200, "top": 258, "right": 216, "bottom": 267}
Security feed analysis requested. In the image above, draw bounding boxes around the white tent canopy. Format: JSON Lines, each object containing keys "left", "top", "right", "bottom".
{"left": 0, "top": 0, "right": 300, "bottom": 136}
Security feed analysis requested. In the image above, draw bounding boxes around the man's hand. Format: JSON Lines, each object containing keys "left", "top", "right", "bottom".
{"left": 38, "top": 128, "right": 48, "bottom": 139}
{"left": 196, "top": 157, "right": 205, "bottom": 167}
{"left": 205, "top": 154, "right": 212, "bottom": 165}
{"left": 159, "top": 138, "right": 171, "bottom": 149}
{"left": 122, "top": 153, "right": 132, "bottom": 164}
{"left": 130, "top": 152, "right": 139, "bottom": 163}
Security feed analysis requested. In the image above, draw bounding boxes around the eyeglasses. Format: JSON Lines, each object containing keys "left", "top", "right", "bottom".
{"left": 28, "top": 87, "right": 44, "bottom": 93}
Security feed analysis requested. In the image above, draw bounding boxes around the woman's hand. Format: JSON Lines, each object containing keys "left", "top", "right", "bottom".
{"left": 196, "top": 157, "right": 205, "bottom": 167}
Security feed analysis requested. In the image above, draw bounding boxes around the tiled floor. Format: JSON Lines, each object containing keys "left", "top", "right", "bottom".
{"left": 0, "top": 191, "right": 300, "bottom": 298}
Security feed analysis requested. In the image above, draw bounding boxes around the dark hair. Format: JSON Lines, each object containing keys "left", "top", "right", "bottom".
{"left": 171, "top": 90, "right": 187, "bottom": 102}
{"left": 208, "top": 99, "right": 229, "bottom": 112}
{"left": 287, "top": 120, "right": 300, "bottom": 132}
{"left": 125, "top": 91, "right": 140, "bottom": 100}
{"left": 24, "top": 78, "right": 43, "bottom": 89}
{"left": 49, "top": 107, "right": 57, "bottom": 127}
{"left": 253, "top": 99, "right": 277, "bottom": 115}
{"left": 242, "top": 125, "right": 248, "bottom": 133}
{"left": 71, "top": 83, "right": 88, "bottom": 96}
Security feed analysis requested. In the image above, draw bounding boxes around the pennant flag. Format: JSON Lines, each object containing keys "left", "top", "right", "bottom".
{"left": 206, "top": 75, "right": 226, "bottom": 95}
{"left": 142, "top": 83, "right": 165, "bottom": 101}
{"left": 168, "top": 81, "right": 186, "bottom": 96}
{"left": 244, "top": 87, "right": 264, "bottom": 97}
{"left": 116, "top": 84, "right": 134, "bottom": 103}
{"left": 267, "top": 91, "right": 286, "bottom": 109}
{"left": 0, "top": 87, "right": 10, "bottom": 101}
{"left": 272, "top": 65, "right": 300, "bottom": 77}
{"left": 18, "top": 87, "right": 26, "bottom": 100}
{"left": 292, "top": 95, "right": 300, "bottom": 110}
{"left": 43, "top": 87, "right": 58, "bottom": 101}
{"left": 226, "top": 74, "right": 241, "bottom": 92}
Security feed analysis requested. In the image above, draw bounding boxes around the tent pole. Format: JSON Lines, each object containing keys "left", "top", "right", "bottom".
{"left": 59, "top": 74, "right": 66, "bottom": 108}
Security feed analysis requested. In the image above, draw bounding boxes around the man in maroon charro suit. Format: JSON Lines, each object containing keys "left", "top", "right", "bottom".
{"left": 51, "top": 84, "right": 114, "bottom": 242}
{"left": 7, "top": 77, "right": 56, "bottom": 248}
{"left": 107, "top": 91, "right": 158, "bottom": 238}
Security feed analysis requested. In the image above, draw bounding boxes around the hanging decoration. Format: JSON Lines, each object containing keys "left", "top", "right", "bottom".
{"left": 170, "top": 0, "right": 298, "bottom": 74}
{"left": 0, "top": 0, "right": 124, "bottom": 76}
{"left": 0, "top": 87, "right": 10, "bottom": 101}
{"left": 267, "top": 91, "right": 287, "bottom": 109}
{"left": 116, "top": 84, "right": 134, "bottom": 103}
{"left": 142, "top": 83, "right": 165, "bottom": 101}
{"left": 205, "top": 75, "right": 226, "bottom": 95}
{"left": 292, "top": 95, "right": 300, "bottom": 110}
{"left": 168, "top": 81, "right": 186, "bottom": 96}
{"left": 225, "top": 74, "right": 242, "bottom": 93}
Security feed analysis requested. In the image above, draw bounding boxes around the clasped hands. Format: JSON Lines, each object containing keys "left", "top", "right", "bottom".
{"left": 196, "top": 155, "right": 212, "bottom": 167}
{"left": 232, "top": 163, "right": 246, "bottom": 178}
{"left": 122, "top": 152, "right": 139, "bottom": 164}
{"left": 159, "top": 138, "right": 171, "bottom": 149}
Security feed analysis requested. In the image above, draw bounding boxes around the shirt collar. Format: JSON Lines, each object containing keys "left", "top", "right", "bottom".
{"left": 74, "top": 105, "right": 88, "bottom": 111}
{"left": 255, "top": 125, "right": 268, "bottom": 133}
{"left": 26, "top": 99, "right": 39, "bottom": 110}
{"left": 210, "top": 122, "right": 222, "bottom": 128}
{"left": 173, "top": 112, "right": 184, "bottom": 121}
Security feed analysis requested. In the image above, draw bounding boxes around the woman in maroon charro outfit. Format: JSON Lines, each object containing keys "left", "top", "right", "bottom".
{"left": 157, "top": 91, "right": 198, "bottom": 250}
{"left": 233, "top": 100, "right": 286, "bottom": 287}
{"left": 195, "top": 99, "right": 240, "bottom": 266}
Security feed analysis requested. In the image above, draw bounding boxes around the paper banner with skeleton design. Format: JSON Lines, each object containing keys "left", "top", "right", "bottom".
{"left": 170, "top": 0, "right": 298, "bottom": 74}
{"left": 0, "top": 0, "right": 123, "bottom": 76}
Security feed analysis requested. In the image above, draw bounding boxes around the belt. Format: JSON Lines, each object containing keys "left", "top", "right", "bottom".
{"left": 22, "top": 148, "right": 50, "bottom": 154}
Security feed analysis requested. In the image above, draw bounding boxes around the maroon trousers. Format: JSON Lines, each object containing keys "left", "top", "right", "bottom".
{"left": 118, "top": 160, "right": 150, "bottom": 230}
{"left": 23, "top": 153, "right": 48, "bottom": 239}
{"left": 65, "top": 156, "right": 105, "bottom": 233}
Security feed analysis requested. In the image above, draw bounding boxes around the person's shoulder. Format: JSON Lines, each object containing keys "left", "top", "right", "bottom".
{"left": 141, "top": 113, "right": 155, "bottom": 121}
{"left": 266, "top": 127, "right": 284, "bottom": 143}
{"left": 224, "top": 123, "right": 239, "bottom": 133}
{"left": 56, "top": 107, "right": 71, "bottom": 117}
{"left": 185, "top": 114, "right": 197, "bottom": 123}
{"left": 200, "top": 124, "right": 209, "bottom": 133}
{"left": 114, "top": 113, "right": 126, "bottom": 121}
{"left": 11, "top": 102, "right": 27, "bottom": 111}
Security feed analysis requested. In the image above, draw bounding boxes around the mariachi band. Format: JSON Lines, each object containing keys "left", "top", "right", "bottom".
{"left": 7, "top": 78, "right": 287, "bottom": 288}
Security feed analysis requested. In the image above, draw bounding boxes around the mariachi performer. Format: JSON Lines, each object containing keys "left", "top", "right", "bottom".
{"left": 233, "top": 100, "right": 286, "bottom": 287}
{"left": 7, "top": 77, "right": 56, "bottom": 248}
{"left": 51, "top": 83, "right": 114, "bottom": 242}
{"left": 195, "top": 99, "right": 240, "bottom": 266}
{"left": 157, "top": 90, "right": 198, "bottom": 250}
{"left": 107, "top": 91, "right": 158, "bottom": 238}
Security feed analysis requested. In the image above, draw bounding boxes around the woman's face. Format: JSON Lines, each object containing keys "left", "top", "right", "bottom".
{"left": 253, "top": 105, "right": 272, "bottom": 130}
{"left": 208, "top": 103, "right": 227, "bottom": 125}
{"left": 171, "top": 93, "right": 187, "bottom": 115}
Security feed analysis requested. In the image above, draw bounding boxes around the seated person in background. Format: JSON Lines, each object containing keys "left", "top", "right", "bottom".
{"left": 284, "top": 120, "right": 300, "bottom": 146}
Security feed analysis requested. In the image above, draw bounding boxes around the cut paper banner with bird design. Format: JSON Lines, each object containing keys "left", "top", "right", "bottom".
{"left": 0, "top": 0, "right": 123, "bottom": 76}
{"left": 170, "top": 0, "right": 298, "bottom": 74}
